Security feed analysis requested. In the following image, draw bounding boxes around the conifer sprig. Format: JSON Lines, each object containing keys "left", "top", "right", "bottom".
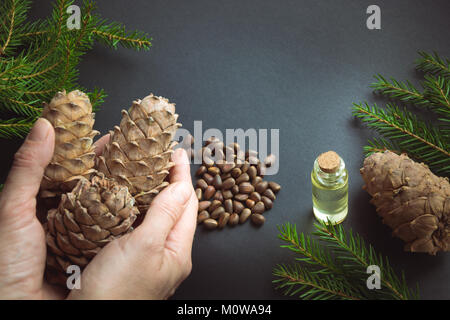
{"left": 422, "top": 74, "right": 450, "bottom": 114}
{"left": 371, "top": 74, "right": 429, "bottom": 106}
{"left": 416, "top": 51, "right": 450, "bottom": 79}
{"left": 0, "top": 0, "right": 152, "bottom": 139}
{"left": 353, "top": 101, "right": 450, "bottom": 175}
{"left": 273, "top": 263, "right": 360, "bottom": 300}
{"left": 363, "top": 137, "right": 401, "bottom": 155}
{"left": 314, "top": 222, "right": 417, "bottom": 300}
{"left": 0, "top": 116, "right": 34, "bottom": 138}
{"left": 0, "top": 0, "right": 31, "bottom": 57}
{"left": 354, "top": 51, "right": 450, "bottom": 177}
{"left": 92, "top": 20, "right": 152, "bottom": 50}
{"left": 273, "top": 221, "right": 419, "bottom": 300}
{"left": 276, "top": 223, "right": 339, "bottom": 275}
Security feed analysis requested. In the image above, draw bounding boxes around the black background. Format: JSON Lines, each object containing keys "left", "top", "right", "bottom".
{"left": 1, "top": 0, "right": 449, "bottom": 299}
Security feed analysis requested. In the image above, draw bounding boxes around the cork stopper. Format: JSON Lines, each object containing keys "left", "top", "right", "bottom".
{"left": 318, "top": 151, "right": 341, "bottom": 173}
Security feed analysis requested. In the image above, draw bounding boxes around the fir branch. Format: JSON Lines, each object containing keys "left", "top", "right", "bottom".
{"left": 0, "top": 50, "right": 32, "bottom": 79}
{"left": 0, "top": 0, "right": 66, "bottom": 82}
{"left": 352, "top": 101, "right": 450, "bottom": 175}
{"left": 363, "top": 138, "right": 401, "bottom": 156}
{"left": 371, "top": 74, "right": 430, "bottom": 106}
{"left": 0, "top": 0, "right": 32, "bottom": 57}
{"left": 313, "top": 222, "right": 418, "bottom": 300}
{"left": 86, "top": 87, "right": 106, "bottom": 111}
{"left": 29, "top": 0, "right": 66, "bottom": 67}
{"left": 277, "top": 223, "right": 339, "bottom": 275}
{"left": 356, "top": 51, "right": 450, "bottom": 176}
{"left": 92, "top": 24, "right": 152, "bottom": 50}
{"left": 0, "top": 116, "right": 34, "bottom": 138}
{"left": 15, "top": 25, "right": 152, "bottom": 51}
{"left": 18, "top": 30, "right": 46, "bottom": 38}
{"left": 416, "top": 51, "right": 450, "bottom": 79}
{"left": 274, "top": 222, "right": 419, "bottom": 300}
{"left": 422, "top": 74, "right": 450, "bottom": 114}
{"left": 0, "top": 0, "right": 17, "bottom": 56}
{"left": 0, "top": 96, "right": 42, "bottom": 116}
{"left": 273, "top": 264, "right": 360, "bottom": 300}
{"left": 15, "top": 13, "right": 152, "bottom": 51}
{"left": 0, "top": 0, "right": 151, "bottom": 138}
{"left": 6, "top": 60, "right": 61, "bottom": 81}
{"left": 73, "top": 0, "right": 96, "bottom": 50}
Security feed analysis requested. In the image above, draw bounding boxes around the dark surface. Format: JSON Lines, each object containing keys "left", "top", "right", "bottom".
{"left": 1, "top": 0, "right": 449, "bottom": 299}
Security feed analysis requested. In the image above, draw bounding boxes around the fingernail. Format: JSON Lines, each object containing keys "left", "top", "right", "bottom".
{"left": 172, "top": 148, "right": 189, "bottom": 165}
{"left": 28, "top": 118, "right": 51, "bottom": 142}
{"left": 170, "top": 181, "right": 192, "bottom": 205}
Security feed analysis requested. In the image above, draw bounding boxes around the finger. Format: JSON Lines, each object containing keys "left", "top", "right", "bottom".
{"left": 165, "top": 148, "right": 197, "bottom": 255}
{"left": 170, "top": 148, "right": 191, "bottom": 183}
{"left": 0, "top": 118, "right": 54, "bottom": 218}
{"left": 93, "top": 134, "right": 110, "bottom": 156}
{"left": 165, "top": 190, "right": 198, "bottom": 256}
{"left": 138, "top": 181, "right": 193, "bottom": 246}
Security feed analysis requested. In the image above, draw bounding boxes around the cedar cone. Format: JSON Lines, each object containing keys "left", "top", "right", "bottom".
{"left": 361, "top": 151, "right": 450, "bottom": 255}
{"left": 40, "top": 90, "right": 99, "bottom": 200}
{"left": 46, "top": 173, "right": 139, "bottom": 284}
{"left": 97, "top": 94, "right": 181, "bottom": 213}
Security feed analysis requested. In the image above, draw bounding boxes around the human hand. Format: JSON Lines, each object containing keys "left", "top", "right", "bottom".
{"left": 0, "top": 118, "right": 63, "bottom": 299}
{"left": 67, "top": 146, "right": 198, "bottom": 300}
{"left": 0, "top": 118, "right": 197, "bottom": 300}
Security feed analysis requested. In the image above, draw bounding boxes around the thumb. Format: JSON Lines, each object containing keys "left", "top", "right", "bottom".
{"left": 137, "top": 181, "right": 193, "bottom": 247}
{"left": 0, "top": 118, "right": 54, "bottom": 219}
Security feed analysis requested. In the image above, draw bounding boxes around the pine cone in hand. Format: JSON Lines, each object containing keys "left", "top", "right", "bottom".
{"left": 40, "top": 90, "right": 99, "bottom": 200}
{"left": 45, "top": 173, "right": 139, "bottom": 284}
{"left": 97, "top": 94, "right": 181, "bottom": 213}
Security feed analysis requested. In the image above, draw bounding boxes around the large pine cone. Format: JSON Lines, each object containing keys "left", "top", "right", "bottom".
{"left": 361, "top": 151, "right": 450, "bottom": 255}
{"left": 40, "top": 90, "right": 99, "bottom": 199}
{"left": 46, "top": 174, "right": 139, "bottom": 283}
{"left": 97, "top": 94, "right": 181, "bottom": 213}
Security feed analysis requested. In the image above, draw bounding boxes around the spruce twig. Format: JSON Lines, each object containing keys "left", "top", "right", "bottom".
{"left": 0, "top": 0, "right": 152, "bottom": 139}
{"left": 363, "top": 138, "right": 401, "bottom": 155}
{"left": 371, "top": 74, "right": 430, "bottom": 106}
{"left": 353, "top": 101, "right": 450, "bottom": 175}
{"left": 273, "top": 221, "right": 419, "bottom": 300}
{"left": 0, "top": 0, "right": 31, "bottom": 57}
{"left": 92, "top": 19, "right": 152, "bottom": 50}
{"left": 273, "top": 264, "right": 360, "bottom": 300}
{"left": 0, "top": 117, "right": 34, "bottom": 138}
{"left": 422, "top": 74, "right": 450, "bottom": 114}
{"left": 355, "top": 51, "right": 450, "bottom": 177}
{"left": 277, "top": 223, "right": 339, "bottom": 275}
{"left": 314, "top": 222, "right": 418, "bottom": 300}
{"left": 416, "top": 51, "right": 450, "bottom": 79}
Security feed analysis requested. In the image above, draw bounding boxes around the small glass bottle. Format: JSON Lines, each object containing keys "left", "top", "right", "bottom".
{"left": 311, "top": 151, "right": 348, "bottom": 224}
